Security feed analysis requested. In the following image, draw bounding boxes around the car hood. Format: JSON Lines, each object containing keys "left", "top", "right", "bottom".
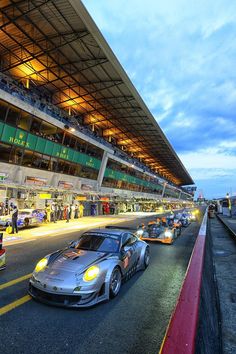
{"left": 48, "top": 249, "right": 108, "bottom": 274}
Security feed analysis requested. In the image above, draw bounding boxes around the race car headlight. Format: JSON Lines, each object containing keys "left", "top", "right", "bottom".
{"left": 83, "top": 265, "right": 100, "bottom": 282}
{"left": 35, "top": 258, "right": 48, "bottom": 272}
{"left": 164, "top": 230, "right": 172, "bottom": 238}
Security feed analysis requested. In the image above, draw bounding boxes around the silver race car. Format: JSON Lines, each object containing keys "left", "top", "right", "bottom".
{"left": 29, "top": 228, "right": 150, "bottom": 308}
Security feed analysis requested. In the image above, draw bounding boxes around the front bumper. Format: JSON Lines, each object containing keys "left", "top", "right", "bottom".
{"left": 141, "top": 236, "right": 173, "bottom": 244}
{"left": 28, "top": 281, "right": 107, "bottom": 308}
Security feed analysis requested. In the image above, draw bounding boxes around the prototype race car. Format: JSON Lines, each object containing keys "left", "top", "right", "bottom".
{"left": 0, "top": 209, "right": 45, "bottom": 229}
{"left": 140, "top": 218, "right": 181, "bottom": 244}
{"left": 187, "top": 210, "right": 199, "bottom": 222}
{"left": 175, "top": 212, "right": 190, "bottom": 227}
{"left": 29, "top": 228, "right": 150, "bottom": 308}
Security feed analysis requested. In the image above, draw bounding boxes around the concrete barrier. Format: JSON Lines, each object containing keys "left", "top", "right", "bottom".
{"left": 159, "top": 210, "right": 208, "bottom": 354}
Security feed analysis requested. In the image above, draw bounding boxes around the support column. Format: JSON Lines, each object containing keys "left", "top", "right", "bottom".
{"left": 161, "top": 182, "right": 167, "bottom": 198}
{"left": 97, "top": 151, "right": 108, "bottom": 189}
{"left": 14, "top": 167, "right": 23, "bottom": 184}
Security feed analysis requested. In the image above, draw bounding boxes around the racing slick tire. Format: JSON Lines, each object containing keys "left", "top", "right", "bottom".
{"left": 109, "top": 267, "right": 122, "bottom": 298}
{"left": 143, "top": 246, "right": 150, "bottom": 269}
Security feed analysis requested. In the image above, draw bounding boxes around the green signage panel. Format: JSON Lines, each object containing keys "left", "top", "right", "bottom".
{"left": 44, "top": 140, "right": 54, "bottom": 155}
{"left": 84, "top": 155, "right": 101, "bottom": 169}
{"left": 68, "top": 148, "right": 74, "bottom": 161}
{"left": 26, "top": 133, "right": 37, "bottom": 150}
{"left": 52, "top": 143, "right": 61, "bottom": 158}
{"left": 35, "top": 137, "right": 46, "bottom": 153}
{"left": 56, "top": 146, "right": 73, "bottom": 161}
{"left": 0, "top": 123, "right": 163, "bottom": 194}
{"left": 72, "top": 151, "right": 82, "bottom": 164}
{"left": 0, "top": 121, "right": 4, "bottom": 138}
{"left": 15, "top": 129, "right": 28, "bottom": 147}
{"left": 105, "top": 168, "right": 116, "bottom": 179}
{"left": 1, "top": 125, "right": 16, "bottom": 144}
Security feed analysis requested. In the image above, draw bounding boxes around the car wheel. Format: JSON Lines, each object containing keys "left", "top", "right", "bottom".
{"left": 109, "top": 267, "right": 122, "bottom": 298}
{"left": 24, "top": 218, "right": 30, "bottom": 227}
{"left": 143, "top": 246, "right": 150, "bottom": 268}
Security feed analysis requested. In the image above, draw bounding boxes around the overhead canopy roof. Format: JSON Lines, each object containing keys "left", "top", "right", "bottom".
{"left": 0, "top": 0, "right": 194, "bottom": 186}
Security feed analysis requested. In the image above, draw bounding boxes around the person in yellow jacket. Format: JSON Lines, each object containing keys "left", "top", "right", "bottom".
{"left": 79, "top": 203, "right": 84, "bottom": 218}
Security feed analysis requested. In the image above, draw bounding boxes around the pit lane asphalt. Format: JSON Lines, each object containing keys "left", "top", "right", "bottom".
{"left": 0, "top": 215, "right": 202, "bottom": 354}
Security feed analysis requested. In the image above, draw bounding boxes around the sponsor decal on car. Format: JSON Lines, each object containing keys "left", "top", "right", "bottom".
{"left": 64, "top": 251, "right": 81, "bottom": 259}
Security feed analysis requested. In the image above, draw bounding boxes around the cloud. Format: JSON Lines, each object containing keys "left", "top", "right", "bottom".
{"left": 82, "top": 0, "right": 236, "bottom": 198}
{"left": 180, "top": 149, "right": 236, "bottom": 169}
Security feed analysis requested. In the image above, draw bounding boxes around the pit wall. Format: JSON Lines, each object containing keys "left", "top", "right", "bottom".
{"left": 160, "top": 209, "right": 221, "bottom": 354}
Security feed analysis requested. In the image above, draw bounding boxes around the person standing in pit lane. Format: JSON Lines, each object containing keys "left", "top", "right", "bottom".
{"left": 0, "top": 232, "right": 6, "bottom": 270}
{"left": 79, "top": 203, "right": 84, "bottom": 218}
{"left": 65, "top": 204, "right": 70, "bottom": 223}
{"left": 45, "top": 204, "right": 51, "bottom": 223}
{"left": 51, "top": 202, "right": 57, "bottom": 223}
{"left": 11, "top": 205, "right": 18, "bottom": 234}
{"left": 70, "top": 204, "right": 75, "bottom": 220}
{"left": 74, "top": 204, "right": 79, "bottom": 219}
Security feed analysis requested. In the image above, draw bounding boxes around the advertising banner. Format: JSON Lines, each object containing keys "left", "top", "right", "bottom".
{"left": 58, "top": 181, "right": 74, "bottom": 189}
{"left": 81, "top": 184, "right": 93, "bottom": 191}
{"left": 0, "top": 172, "right": 8, "bottom": 181}
{"left": 25, "top": 176, "right": 47, "bottom": 186}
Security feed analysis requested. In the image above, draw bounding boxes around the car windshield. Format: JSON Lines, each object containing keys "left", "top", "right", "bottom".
{"left": 148, "top": 224, "right": 161, "bottom": 231}
{"left": 75, "top": 233, "right": 120, "bottom": 253}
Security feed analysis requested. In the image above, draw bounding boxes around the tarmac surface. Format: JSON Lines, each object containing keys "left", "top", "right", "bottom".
{"left": 0, "top": 212, "right": 201, "bottom": 354}
{"left": 212, "top": 214, "right": 236, "bottom": 354}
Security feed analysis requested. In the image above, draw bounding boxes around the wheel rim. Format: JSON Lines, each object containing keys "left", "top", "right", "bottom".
{"left": 110, "top": 268, "right": 121, "bottom": 295}
{"left": 144, "top": 248, "right": 150, "bottom": 265}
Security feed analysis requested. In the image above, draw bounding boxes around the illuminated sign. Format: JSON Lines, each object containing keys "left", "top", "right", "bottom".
{"left": 100, "top": 197, "right": 109, "bottom": 202}
{"left": 39, "top": 193, "right": 52, "bottom": 199}
{"left": 75, "top": 196, "right": 87, "bottom": 201}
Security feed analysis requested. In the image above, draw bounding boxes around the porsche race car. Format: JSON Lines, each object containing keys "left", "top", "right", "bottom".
{"left": 29, "top": 228, "right": 150, "bottom": 308}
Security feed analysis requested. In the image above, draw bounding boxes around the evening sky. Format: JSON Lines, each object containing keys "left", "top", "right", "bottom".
{"left": 83, "top": 0, "right": 236, "bottom": 199}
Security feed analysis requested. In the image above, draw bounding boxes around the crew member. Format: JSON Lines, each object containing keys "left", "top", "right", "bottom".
{"left": 79, "top": 203, "right": 84, "bottom": 218}
{"left": 45, "top": 204, "right": 51, "bottom": 223}
{"left": 0, "top": 232, "right": 6, "bottom": 270}
{"left": 11, "top": 205, "right": 18, "bottom": 234}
